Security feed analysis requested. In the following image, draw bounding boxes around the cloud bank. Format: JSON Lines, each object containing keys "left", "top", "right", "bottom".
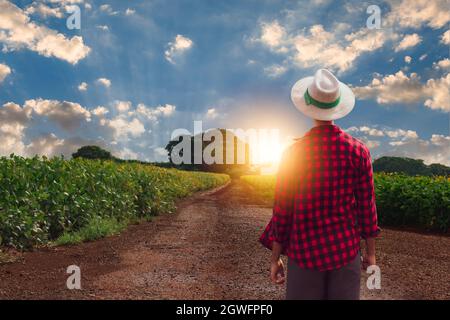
{"left": 0, "top": 0, "right": 90, "bottom": 64}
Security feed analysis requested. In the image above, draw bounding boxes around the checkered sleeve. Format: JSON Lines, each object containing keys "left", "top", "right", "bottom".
{"left": 270, "top": 149, "right": 295, "bottom": 246}
{"left": 355, "top": 147, "right": 380, "bottom": 239}
{"left": 259, "top": 148, "right": 296, "bottom": 252}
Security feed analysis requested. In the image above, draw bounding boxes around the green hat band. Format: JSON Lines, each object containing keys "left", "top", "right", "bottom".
{"left": 304, "top": 89, "right": 341, "bottom": 109}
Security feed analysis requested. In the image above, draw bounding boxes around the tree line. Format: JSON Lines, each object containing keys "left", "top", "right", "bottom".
{"left": 72, "top": 146, "right": 450, "bottom": 177}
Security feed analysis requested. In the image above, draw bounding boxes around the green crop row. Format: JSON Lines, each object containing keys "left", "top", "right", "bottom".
{"left": 374, "top": 173, "right": 449, "bottom": 232}
{"left": 241, "top": 173, "right": 450, "bottom": 233}
{"left": 0, "top": 156, "right": 230, "bottom": 249}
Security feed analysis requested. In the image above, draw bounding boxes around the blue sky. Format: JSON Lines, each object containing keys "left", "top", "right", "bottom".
{"left": 0, "top": 0, "right": 449, "bottom": 164}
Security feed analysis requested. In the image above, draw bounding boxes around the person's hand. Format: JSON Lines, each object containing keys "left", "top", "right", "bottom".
{"left": 362, "top": 253, "right": 376, "bottom": 270}
{"left": 270, "top": 258, "right": 285, "bottom": 284}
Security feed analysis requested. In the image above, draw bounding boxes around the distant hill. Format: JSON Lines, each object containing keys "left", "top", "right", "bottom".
{"left": 373, "top": 156, "right": 450, "bottom": 176}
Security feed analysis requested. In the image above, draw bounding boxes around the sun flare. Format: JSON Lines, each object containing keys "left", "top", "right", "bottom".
{"left": 251, "top": 138, "right": 283, "bottom": 166}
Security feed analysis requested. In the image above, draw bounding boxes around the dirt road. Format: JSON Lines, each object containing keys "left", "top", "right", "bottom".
{"left": 0, "top": 180, "right": 449, "bottom": 300}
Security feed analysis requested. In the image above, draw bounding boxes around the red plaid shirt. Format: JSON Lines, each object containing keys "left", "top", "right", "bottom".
{"left": 260, "top": 124, "right": 380, "bottom": 271}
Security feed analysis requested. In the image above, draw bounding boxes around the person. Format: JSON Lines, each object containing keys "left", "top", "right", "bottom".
{"left": 260, "top": 69, "right": 380, "bottom": 300}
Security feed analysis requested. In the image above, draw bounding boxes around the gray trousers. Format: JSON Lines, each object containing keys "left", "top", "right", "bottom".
{"left": 286, "top": 254, "right": 361, "bottom": 300}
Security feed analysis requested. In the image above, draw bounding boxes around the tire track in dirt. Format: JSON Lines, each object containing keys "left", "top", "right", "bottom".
{"left": 0, "top": 180, "right": 449, "bottom": 299}
{"left": 91, "top": 180, "right": 284, "bottom": 299}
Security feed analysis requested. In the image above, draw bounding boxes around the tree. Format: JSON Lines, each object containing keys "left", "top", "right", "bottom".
{"left": 72, "top": 146, "right": 113, "bottom": 160}
{"left": 165, "top": 129, "right": 252, "bottom": 175}
{"left": 165, "top": 135, "right": 186, "bottom": 165}
{"left": 373, "top": 156, "right": 450, "bottom": 176}
{"left": 428, "top": 163, "right": 450, "bottom": 176}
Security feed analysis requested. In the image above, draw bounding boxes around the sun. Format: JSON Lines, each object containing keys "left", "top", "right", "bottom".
{"left": 252, "top": 138, "right": 283, "bottom": 166}
{"left": 246, "top": 131, "right": 296, "bottom": 174}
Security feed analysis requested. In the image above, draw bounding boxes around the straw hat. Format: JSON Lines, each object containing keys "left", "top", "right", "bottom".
{"left": 291, "top": 69, "right": 355, "bottom": 121}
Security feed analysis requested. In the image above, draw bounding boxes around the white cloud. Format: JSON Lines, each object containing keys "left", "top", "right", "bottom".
{"left": 0, "top": 98, "right": 179, "bottom": 160}
{"left": 91, "top": 106, "right": 108, "bottom": 117}
{"left": 98, "top": 102, "right": 176, "bottom": 140}
{"left": 115, "top": 100, "right": 131, "bottom": 113}
{"left": 385, "top": 129, "right": 419, "bottom": 139}
{"left": 434, "top": 58, "right": 450, "bottom": 69}
{"left": 0, "top": 102, "right": 32, "bottom": 124}
{"left": 353, "top": 71, "right": 423, "bottom": 104}
{"left": 24, "top": 98, "right": 91, "bottom": 131}
{"left": 0, "top": 1, "right": 90, "bottom": 64}
{"left": 164, "top": 34, "right": 193, "bottom": 64}
{"left": 25, "top": 133, "right": 107, "bottom": 159}
{"left": 359, "top": 126, "right": 385, "bottom": 137}
{"left": 0, "top": 102, "right": 32, "bottom": 156}
{"left": 34, "top": 33, "right": 90, "bottom": 64}
{"left": 441, "top": 30, "right": 450, "bottom": 45}
{"left": 348, "top": 132, "right": 381, "bottom": 150}
{"left": 25, "top": 2, "right": 64, "bottom": 18}
{"left": 404, "top": 56, "right": 412, "bottom": 64}
{"left": 0, "top": 123, "right": 26, "bottom": 155}
{"left": 99, "top": 4, "right": 118, "bottom": 16}
{"left": 255, "top": 23, "right": 395, "bottom": 73}
{"left": 125, "top": 8, "right": 135, "bottom": 16}
{"left": 136, "top": 103, "right": 176, "bottom": 121}
{"left": 155, "top": 104, "right": 176, "bottom": 116}
{"left": 352, "top": 71, "right": 450, "bottom": 112}
{"left": 259, "top": 21, "right": 286, "bottom": 48}
{"left": 106, "top": 117, "right": 145, "bottom": 139}
{"left": 77, "top": 81, "right": 87, "bottom": 91}
{"left": 206, "top": 108, "right": 218, "bottom": 119}
{"left": 26, "top": 133, "right": 64, "bottom": 157}
{"left": 154, "top": 147, "right": 167, "bottom": 156}
{"left": 47, "top": 0, "right": 85, "bottom": 4}
{"left": 388, "top": 140, "right": 405, "bottom": 146}
{"left": 430, "top": 134, "right": 450, "bottom": 146}
{"left": 264, "top": 64, "right": 287, "bottom": 78}
{"left": 115, "top": 147, "right": 138, "bottom": 160}
{"left": 0, "top": 63, "right": 11, "bottom": 83}
{"left": 346, "top": 126, "right": 419, "bottom": 140}
{"left": 383, "top": 135, "right": 450, "bottom": 166}
{"left": 96, "top": 25, "right": 109, "bottom": 31}
{"left": 92, "top": 103, "right": 177, "bottom": 141}
{"left": 346, "top": 124, "right": 449, "bottom": 165}
{"left": 152, "top": 147, "right": 168, "bottom": 162}
{"left": 253, "top": 0, "right": 447, "bottom": 74}
{"left": 386, "top": 0, "right": 450, "bottom": 29}
{"left": 395, "top": 33, "right": 422, "bottom": 52}
{"left": 0, "top": 102, "right": 32, "bottom": 155}
{"left": 96, "top": 77, "right": 111, "bottom": 88}
{"left": 294, "top": 25, "right": 357, "bottom": 72}
{"left": 423, "top": 74, "right": 450, "bottom": 111}
{"left": 345, "top": 126, "right": 359, "bottom": 133}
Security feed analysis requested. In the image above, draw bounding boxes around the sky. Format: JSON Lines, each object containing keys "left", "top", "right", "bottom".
{"left": 0, "top": 0, "right": 449, "bottom": 165}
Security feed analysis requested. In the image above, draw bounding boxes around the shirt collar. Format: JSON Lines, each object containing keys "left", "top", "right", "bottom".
{"left": 305, "top": 124, "right": 342, "bottom": 137}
